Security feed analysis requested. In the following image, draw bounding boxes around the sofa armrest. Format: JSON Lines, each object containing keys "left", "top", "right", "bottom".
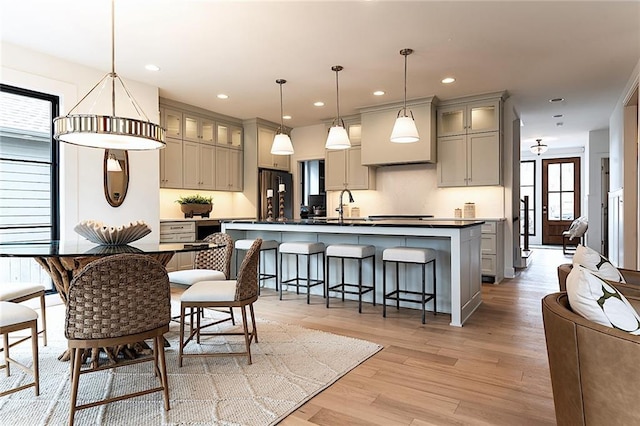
{"left": 619, "top": 268, "right": 640, "bottom": 286}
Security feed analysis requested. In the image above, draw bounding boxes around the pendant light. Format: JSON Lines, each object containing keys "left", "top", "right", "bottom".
{"left": 270, "top": 79, "right": 294, "bottom": 155}
{"left": 530, "top": 138, "right": 548, "bottom": 155}
{"left": 325, "top": 65, "right": 351, "bottom": 150}
{"left": 53, "top": 0, "right": 165, "bottom": 150}
{"left": 390, "top": 48, "right": 420, "bottom": 143}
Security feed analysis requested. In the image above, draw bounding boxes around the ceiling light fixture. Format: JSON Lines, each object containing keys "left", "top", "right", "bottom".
{"left": 314, "top": 101, "right": 325, "bottom": 107}
{"left": 530, "top": 138, "right": 548, "bottom": 156}
{"left": 549, "top": 97, "right": 564, "bottom": 103}
{"left": 217, "top": 94, "right": 229, "bottom": 99}
{"left": 270, "top": 79, "right": 294, "bottom": 155}
{"left": 390, "top": 48, "right": 419, "bottom": 143}
{"left": 53, "top": 0, "right": 165, "bottom": 150}
{"left": 144, "top": 64, "right": 160, "bottom": 72}
{"left": 373, "top": 90, "right": 385, "bottom": 96}
{"left": 441, "top": 77, "right": 456, "bottom": 84}
{"left": 325, "top": 65, "right": 351, "bottom": 150}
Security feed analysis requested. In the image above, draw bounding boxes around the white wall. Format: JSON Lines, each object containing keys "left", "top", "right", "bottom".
{"left": 587, "top": 128, "right": 609, "bottom": 252}
{"left": 1, "top": 42, "right": 161, "bottom": 242}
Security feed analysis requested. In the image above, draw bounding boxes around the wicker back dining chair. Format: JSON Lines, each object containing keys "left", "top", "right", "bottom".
{"left": 65, "top": 254, "right": 171, "bottom": 425}
{"left": 179, "top": 238, "right": 262, "bottom": 365}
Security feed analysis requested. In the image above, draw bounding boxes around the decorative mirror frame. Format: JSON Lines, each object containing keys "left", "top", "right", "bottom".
{"left": 103, "top": 149, "right": 129, "bottom": 207}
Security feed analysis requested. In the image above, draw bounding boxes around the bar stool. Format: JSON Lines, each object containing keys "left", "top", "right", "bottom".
{"left": 325, "top": 244, "right": 376, "bottom": 313}
{"left": 235, "top": 239, "right": 279, "bottom": 292}
{"left": 382, "top": 246, "right": 436, "bottom": 324}
{"left": 279, "top": 241, "right": 325, "bottom": 304}
{"left": 0, "top": 283, "right": 47, "bottom": 347}
{"left": 0, "top": 301, "right": 39, "bottom": 397}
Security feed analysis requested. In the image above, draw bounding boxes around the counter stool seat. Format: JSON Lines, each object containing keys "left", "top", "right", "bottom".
{"left": 326, "top": 244, "right": 376, "bottom": 313}
{"left": 279, "top": 242, "right": 325, "bottom": 304}
{"left": 0, "top": 283, "right": 47, "bottom": 347}
{"left": 0, "top": 301, "right": 39, "bottom": 397}
{"left": 383, "top": 247, "right": 436, "bottom": 324}
{"left": 235, "top": 239, "right": 279, "bottom": 293}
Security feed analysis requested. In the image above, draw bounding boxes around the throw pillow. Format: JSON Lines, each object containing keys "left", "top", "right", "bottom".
{"left": 567, "top": 216, "right": 588, "bottom": 240}
{"left": 572, "top": 244, "right": 626, "bottom": 282}
{"left": 566, "top": 265, "right": 640, "bottom": 335}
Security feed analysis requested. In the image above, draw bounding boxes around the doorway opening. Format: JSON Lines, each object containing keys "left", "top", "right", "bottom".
{"left": 542, "top": 157, "right": 581, "bottom": 245}
{"left": 299, "top": 160, "right": 325, "bottom": 218}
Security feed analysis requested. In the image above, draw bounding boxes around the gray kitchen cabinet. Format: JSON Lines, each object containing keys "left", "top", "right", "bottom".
{"left": 160, "top": 98, "right": 244, "bottom": 191}
{"left": 360, "top": 97, "right": 436, "bottom": 166}
{"left": 216, "top": 123, "right": 243, "bottom": 148}
{"left": 183, "top": 141, "right": 216, "bottom": 190}
{"left": 258, "top": 125, "right": 290, "bottom": 171}
{"left": 159, "top": 137, "right": 183, "bottom": 188}
{"left": 183, "top": 113, "right": 215, "bottom": 144}
{"left": 436, "top": 93, "right": 504, "bottom": 187}
{"left": 481, "top": 220, "right": 504, "bottom": 284}
{"left": 215, "top": 146, "right": 243, "bottom": 191}
{"left": 160, "top": 221, "right": 196, "bottom": 272}
{"left": 325, "top": 146, "right": 375, "bottom": 191}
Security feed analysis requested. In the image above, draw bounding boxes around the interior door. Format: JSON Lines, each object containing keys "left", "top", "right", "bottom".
{"left": 542, "top": 157, "right": 581, "bottom": 244}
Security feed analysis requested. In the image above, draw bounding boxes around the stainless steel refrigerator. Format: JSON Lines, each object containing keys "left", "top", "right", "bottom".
{"left": 258, "top": 169, "right": 294, "bottom": 220}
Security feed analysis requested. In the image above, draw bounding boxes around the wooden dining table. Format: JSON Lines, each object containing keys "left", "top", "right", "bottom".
{"left": 0, "top": 240, "right": 220, "bottom": 362}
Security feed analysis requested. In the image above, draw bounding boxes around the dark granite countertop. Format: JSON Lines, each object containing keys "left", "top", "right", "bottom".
{"left": 222, "top": 218, "right": 485, "bottom": 229}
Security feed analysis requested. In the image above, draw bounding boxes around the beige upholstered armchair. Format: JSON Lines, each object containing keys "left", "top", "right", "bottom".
{"left": 542, "top": 288, "right": 640, "bottom": 425}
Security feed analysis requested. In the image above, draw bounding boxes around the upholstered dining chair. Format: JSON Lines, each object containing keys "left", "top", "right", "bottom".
{"left": 65, "top": 254, "right": 171, "bottom": 425}
{"left": 168, "top": 232, "right": 235, "bottom": 325}
{"left": 179, "top": 238, "right": 262, "bottom": 365}
{"left": 0, "top": 282, "right": 47, "bottom": 347}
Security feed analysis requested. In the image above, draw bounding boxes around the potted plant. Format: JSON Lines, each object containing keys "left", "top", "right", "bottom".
{"left": 176, "top": 194, "right": 213, "bottom": 218}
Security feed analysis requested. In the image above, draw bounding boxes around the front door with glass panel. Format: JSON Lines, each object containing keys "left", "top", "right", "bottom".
{"left": 542, "top": 157, "right": 580, "bottom": 244}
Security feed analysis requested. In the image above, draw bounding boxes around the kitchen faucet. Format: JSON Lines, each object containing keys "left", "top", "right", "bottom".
{"left": 336, "top": 188, "right": 354, "bottom": 222}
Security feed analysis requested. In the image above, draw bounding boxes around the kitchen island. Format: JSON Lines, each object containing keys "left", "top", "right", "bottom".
{"left": 223, "top": 218, "right": 484, "bottom": 326}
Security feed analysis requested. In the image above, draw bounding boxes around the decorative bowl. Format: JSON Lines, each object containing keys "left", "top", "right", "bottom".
{"left": 74, "top": 220, "right": 152, "bottom": 246}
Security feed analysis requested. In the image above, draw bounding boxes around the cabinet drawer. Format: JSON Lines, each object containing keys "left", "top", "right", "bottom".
{"left": 160, "top": 221, "right": 195, "bottom": 234}
{"left": 481, "top": 222, "right": 496, "bottom": 234}
{"left": 481, "top": 234, "right": 497, "bottom": 255}
{"left": 160, "top": 232, "right": 195, "bottom": 243}
{"left": 482, "top": 254, "right": 497, "bottom": 275}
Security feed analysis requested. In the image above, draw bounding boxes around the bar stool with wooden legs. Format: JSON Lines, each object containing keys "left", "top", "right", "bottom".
{"left": 382, "top": 247, "right": 437, "bottom": 324}
{"left": 325, "top": 244, "right": 376, "bottom": 313}
{"left": 0, "top": 301, "right": 39, "bottom": 397}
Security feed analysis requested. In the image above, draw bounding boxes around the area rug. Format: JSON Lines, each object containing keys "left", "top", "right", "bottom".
{"left": 0, "top": 304, "right": 382, "bottom": 425}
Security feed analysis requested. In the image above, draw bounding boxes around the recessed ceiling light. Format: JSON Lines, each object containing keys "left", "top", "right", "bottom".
{"left": 556, "top": 122, "right": 564, "bottom": 127}
{"left": 144, "top": 64, "right": 160, "bottom": 72}
{"left": 549, "top": 97, "right": 564, "bottom": 103}
{"left": 283, "top": 115, "right": 292, "bottom": 120}
{"left": 553, "top": 114, "right": 564, "bottom": 118}
{"left": 441, "top": 77, "right": 456, "bottom": 84}
{"left": 373, "top": 90, "right": 385, "bottom": 96}
{"left": 217, "top": 94, "right": 229, "bottom": 99}
{"left": 314, "top": 101, "right": 325, "bottom": 107}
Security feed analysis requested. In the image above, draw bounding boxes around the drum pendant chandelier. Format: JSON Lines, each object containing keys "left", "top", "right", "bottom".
{"left": 53, "top": 0, "right": 165, "bottom": 150}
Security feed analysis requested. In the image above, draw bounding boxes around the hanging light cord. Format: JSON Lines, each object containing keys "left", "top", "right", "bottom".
{"left": 331, "top": 65, "right": 344, "bottom": 126}
{"left": 279, "top": 81, "right": 284, "bottom": 132}
{"left": 402, "top": 51, "right": 408, "bottom": 116}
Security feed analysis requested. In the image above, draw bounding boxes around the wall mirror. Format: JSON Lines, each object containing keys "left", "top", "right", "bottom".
{"left": 103, "top": 149, "right": 129, "bottom": 207}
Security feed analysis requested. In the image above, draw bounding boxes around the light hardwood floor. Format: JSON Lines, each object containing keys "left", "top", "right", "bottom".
{"left": 174, "top": 247, "right": 568, "bottom": 425}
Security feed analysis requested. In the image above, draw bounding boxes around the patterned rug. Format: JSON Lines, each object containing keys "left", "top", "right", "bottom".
{"left": 0, "top": 304, "right": 381, "bottom": 425}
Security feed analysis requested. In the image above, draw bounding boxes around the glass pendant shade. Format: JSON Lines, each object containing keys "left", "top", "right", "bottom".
{"left": 326, "top": 125, "right": 351, "bottom": 150}
{"left": 390, "top": 115, "right": 420, "bottom": 143}
{"left": 271, "top": 133, "right": 294, "bottom": 155}
{"left": 530, "top": 139, "right": 548, "bottom": 155}
{"left": 391, "top": 48, "right": 419, "bottom": 144}
{"left": 53, "top": 0, "right": 165, "bottom": 151}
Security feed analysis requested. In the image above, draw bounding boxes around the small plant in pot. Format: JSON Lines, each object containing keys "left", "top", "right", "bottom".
{"left": 176, "top": 194, "right": 213, "bottom": 218}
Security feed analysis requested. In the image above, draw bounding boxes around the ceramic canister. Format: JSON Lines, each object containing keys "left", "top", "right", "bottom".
{"left": 463, "top": 202, "right": 476, "bottom": 218}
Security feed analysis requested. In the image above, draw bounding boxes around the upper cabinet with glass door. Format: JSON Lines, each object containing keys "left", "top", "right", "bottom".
{"left": 162, "top": 108, "right": 183, "bottom": 138}
{"left": 183, "top": 113, "right": 215, "bottom": 144}
{"left": 437, "top": 99, "right": 500, "bottom": 137}
{"left": 216, "top": 123, "right": 243, "bottom": 149}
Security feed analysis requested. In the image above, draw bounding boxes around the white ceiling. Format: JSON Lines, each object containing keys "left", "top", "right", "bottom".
{"left": 1, "top": 0, "right": 639, "bottom": 151}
